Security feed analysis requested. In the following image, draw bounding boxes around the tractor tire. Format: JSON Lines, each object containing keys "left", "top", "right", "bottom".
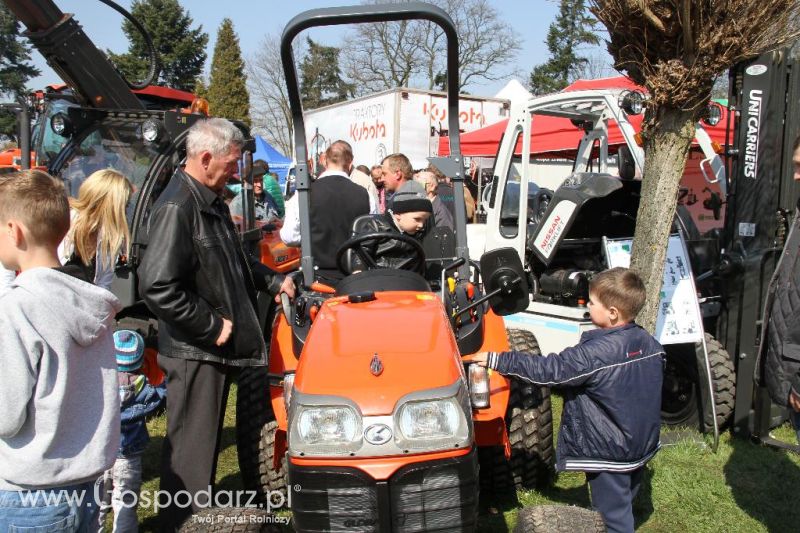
{"left": 479, "top": 329, "right": 555, "bottom": 493}
{"left": 513, "top": 505, "right": 606, "bottom": 533}
{"left": 179, "top": 507, "right": 283, "bottom": 532}
{"left": 236, "top": 366, "right": 287, "bottom": 505}
{"left": 661, "top": 333, "right": 735, "bottom": 432}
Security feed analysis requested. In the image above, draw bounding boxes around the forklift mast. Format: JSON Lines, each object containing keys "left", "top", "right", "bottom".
{"left": 724, "top": 47, "right": 800, "bottom": 443}
{"left": 3, "top": 0, "right": 144, "bottom": 110}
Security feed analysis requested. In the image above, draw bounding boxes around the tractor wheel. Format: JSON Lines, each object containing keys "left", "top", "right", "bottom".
{"left": 479, "top": 329, "right": 555, "bottom": 493}
{"left": 236, "top": 366, "right": 287, "bottom": 505}
{"left": 513, "top": 505, "right": 606, "bottom": 533}
{"left": 661, "top": 333, "right": 735, "bottom": 432}
{"left": 179, "top": 507, "right": 282, "bottom": 532}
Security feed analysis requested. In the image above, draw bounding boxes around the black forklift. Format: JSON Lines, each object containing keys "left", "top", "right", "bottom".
{"left": 720, "top": 47, "right": 800, "bottom": 451}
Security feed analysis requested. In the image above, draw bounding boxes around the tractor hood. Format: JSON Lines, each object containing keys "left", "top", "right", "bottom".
{"left": 293, "top": 291, "right": 465, "bottom": 416}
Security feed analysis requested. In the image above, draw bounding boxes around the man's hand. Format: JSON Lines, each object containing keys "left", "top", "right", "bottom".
{"left": 789, "top": 389, "right": 800, "bottom": 412}
{"left": 215, "top": 318, "right": 233, "bottom": 346}
{"left": 274, "top": 276, "right": 296, "bottom": 303}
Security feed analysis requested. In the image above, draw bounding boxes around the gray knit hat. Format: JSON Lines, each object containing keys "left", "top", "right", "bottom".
{"left": 390, "top": 180, "right": 432, "bottom": 214}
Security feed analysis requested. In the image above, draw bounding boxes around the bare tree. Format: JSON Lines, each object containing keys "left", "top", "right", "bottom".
{"left": 247, "top": 35, "right": 306, "bottom": 157}
{"left": 591, "top": 0, "right": 800, "bottom": 331}
{"left": 342, "top": 0, "right": 521, "bottom": 92}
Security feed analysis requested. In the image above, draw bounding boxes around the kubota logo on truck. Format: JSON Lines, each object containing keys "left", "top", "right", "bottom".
{"left": 534, "top": 200, "right": 577, "bottom": 259}
{"left": 743, "top": 89, "right": 762, "bottom": 179}
{"left": 422, "top": 102, "right": 486, "bottom": 127}
{"left": 350, "top": 120, "right": 387, "bottom": 141}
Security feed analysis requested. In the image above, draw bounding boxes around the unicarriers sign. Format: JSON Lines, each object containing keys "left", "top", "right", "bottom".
{"left": 743, "top": 89, "right": 763, "bottom": 179}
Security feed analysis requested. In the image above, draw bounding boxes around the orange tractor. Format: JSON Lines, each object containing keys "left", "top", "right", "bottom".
{"left": 235, "top": 4, "right": 554, "bottom": 531}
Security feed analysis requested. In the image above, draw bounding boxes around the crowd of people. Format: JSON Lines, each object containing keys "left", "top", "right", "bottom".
{"left": 1, "top": 115, "right": 799, "bottom": 533}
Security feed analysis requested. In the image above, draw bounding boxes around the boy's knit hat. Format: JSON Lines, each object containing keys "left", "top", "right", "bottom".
{"left": 390, "top": 180, "right": 432, "bottom": 214}
{"left": 114, "top": 329, "right": 145, "bottom": 372}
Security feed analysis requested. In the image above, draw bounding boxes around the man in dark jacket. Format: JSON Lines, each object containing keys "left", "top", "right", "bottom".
{"left": 760, "top": 134, "right": 800, "bottom": 441}
{"left": 138, "top": 118, "right": 294, "bottom": 531}
{"left": 474, "top": 268, "right": 664, "bottom": 533}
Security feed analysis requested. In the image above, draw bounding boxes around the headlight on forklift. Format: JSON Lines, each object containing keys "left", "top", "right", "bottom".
{"left": 141, "top": 119, "right": 164, "bottom": 143}
{"left": 296, "top": 406, "right": 360, "bottom": 447}
{"left": 468, "top": 364, "right": 490, "bottom": 408}
{"left": 702, "top": 102, "right": 723, "bottom": 127}
{"left": 51, "top": 113, "right": 73, "bottom": 137}
{"left": 619, "top": 90, "right": 646, "bottom": 115}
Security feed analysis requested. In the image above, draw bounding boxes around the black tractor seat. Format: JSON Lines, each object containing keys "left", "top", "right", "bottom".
{"left": 335, "top": 268, "right": 431, "bottom": 296}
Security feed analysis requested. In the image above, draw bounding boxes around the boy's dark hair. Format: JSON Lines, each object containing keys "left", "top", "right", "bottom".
{"left": 589, "top": 267, "right": 646, "bottom": 321}
{"left": 0, "top": 170, "right": 69, "bottom": 247}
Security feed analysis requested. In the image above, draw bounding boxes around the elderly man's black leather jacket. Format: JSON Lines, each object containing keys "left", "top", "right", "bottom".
{"left": 138, "top": 169, "right": 284, "bottom": 366}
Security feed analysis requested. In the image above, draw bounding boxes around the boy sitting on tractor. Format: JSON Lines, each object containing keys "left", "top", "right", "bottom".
{"left": 348, "top": 179, "right": 432, "bottom": 273}
{"left": 474, "top": 267, "right": 664, "bottom": 533}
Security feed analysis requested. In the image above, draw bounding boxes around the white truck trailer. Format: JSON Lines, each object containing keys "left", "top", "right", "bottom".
{"left": 303, "top": 87, "right": 509, "bottom": 168}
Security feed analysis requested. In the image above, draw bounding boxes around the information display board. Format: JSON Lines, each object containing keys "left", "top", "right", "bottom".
{"left": 603, "top": 234, "right": 704, "bottom": 345}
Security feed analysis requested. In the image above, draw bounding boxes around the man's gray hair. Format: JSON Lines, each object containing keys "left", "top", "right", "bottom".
{"left": 186, "top": 118, "right": 245, "bottom": 157}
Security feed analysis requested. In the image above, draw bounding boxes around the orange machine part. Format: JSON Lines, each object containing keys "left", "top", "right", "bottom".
{"left": 289, "top": 447, "right": 473, "bottom": 480}
{"left": 141, "top": 347, "right": 165, "bottom": 387}
{"left": 293, "top": 292, "right": 463, "bottom": 417}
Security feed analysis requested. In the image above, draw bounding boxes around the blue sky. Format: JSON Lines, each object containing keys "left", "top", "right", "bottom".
{"left": 27, "top": 0, "right": 612, "bottom": 98}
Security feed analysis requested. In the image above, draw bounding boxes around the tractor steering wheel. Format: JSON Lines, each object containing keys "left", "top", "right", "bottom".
{"left": 335, "top": 231, "right": 426, "bottom": 275}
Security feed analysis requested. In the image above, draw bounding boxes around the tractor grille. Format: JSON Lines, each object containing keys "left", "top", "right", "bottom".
{"left": 289, "top": 450, "right": 478, "bottom": 533}
{"left": 390, "top": 451, "right": 478, "bottom": 532}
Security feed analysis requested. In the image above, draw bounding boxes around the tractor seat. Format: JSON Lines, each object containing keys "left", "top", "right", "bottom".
{"left": 335, "top": 268, "right": 431, "bottom": 296}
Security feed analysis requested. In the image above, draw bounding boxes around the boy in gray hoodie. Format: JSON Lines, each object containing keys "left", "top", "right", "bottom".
{"left": 0, "top": 170, "right": 122, "bottom": 532}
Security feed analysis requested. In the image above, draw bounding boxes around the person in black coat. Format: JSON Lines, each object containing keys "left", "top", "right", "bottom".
{"left": 138, "top": 118, "right": 294, "bottom": 531}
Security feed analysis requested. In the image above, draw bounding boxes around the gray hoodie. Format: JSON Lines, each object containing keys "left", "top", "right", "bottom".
{"left": 0, "top": 267, "right": 122, "bottom": 490}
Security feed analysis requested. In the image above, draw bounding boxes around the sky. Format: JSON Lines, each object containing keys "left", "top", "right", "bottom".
{"left": 24, "top": 0, "right": 612, "bottom": 99}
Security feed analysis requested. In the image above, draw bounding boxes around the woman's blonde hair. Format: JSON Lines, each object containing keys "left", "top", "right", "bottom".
{"left": 68, "top": 169, "right": 133, "bottom": 268}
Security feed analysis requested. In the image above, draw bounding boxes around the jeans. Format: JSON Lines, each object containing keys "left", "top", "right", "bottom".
{"left": 0, "top": 479, "right": 99, "bottom": 532}
{"left": 98, "top": 455, "right": 142, "bottom": 532}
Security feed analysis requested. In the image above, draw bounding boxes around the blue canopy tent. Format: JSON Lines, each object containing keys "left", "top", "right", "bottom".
{"left": 253, "top": 136, "right": 292, "bottom": 187}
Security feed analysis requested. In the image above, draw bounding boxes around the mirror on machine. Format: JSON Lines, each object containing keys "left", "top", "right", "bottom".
{"left": 479, "top": 248, "right": 529, "bottom": 316}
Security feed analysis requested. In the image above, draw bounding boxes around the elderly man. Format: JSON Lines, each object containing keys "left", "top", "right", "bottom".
{"left": 139, "top": 118, "right": 294, "bottom": 531}
{"left": 280, "top": 140, "right": 370, "bottom": 285}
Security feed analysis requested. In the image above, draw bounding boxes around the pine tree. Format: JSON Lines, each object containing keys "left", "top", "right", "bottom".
{"left": 0, "top": 5, "right": 40, "bottom": 135}
{"left": 108, "top": 0, "right": 207, "bottom": 91}
{"left": 529, "top": 0, "right": 599, "bottom": 95}
{"left": 207, "top": 19, "right": 250, "bottom": 125}
{"left": 300, "top": 37, "right": 352, "bottom": 109}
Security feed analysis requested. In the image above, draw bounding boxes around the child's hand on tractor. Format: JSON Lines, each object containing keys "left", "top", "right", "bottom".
{"left": 471, "top": 352, "right": 489, "bottom": 367}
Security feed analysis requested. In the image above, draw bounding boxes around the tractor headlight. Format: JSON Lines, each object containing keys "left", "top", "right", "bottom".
{"left": 290, "top": 402, "right": 362, "bottom": 456}
{"left": 394, "top": 386, "right": 471, "bottom": 451}
{"left": 702, "top": 102, "right": 723, "bottom": 127}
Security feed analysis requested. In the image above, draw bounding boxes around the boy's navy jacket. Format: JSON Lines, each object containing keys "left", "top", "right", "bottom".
{"left": 488, "top": 323, "right": 664, "bottom": 472}
{"left": 118, "top": 373, "right": 166, "bottom": 457}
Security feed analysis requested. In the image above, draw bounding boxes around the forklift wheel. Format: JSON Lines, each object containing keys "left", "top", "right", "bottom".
{"left": 179, "top": 507, "right": 283, "bottom": 532}
{"left": 513, "top": 505, "right": 606, "bottom": 533}
{"left": 479, "top": 329, "right": 555, "bottom": 492}
{"left": 661, "top": 333, "right": 735, "bottom": 432}
{"left": 236, "top": 366, "right": 288, "bottom": 503}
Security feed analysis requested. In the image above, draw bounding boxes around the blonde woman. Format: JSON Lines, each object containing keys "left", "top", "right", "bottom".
{"left": 59, "top": 169, "right": 133, "bottom": 289}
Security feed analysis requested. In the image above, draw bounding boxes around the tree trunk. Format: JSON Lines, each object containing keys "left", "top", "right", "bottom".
{"left": 630, "top": 107, "right": 697, "bottom": 332}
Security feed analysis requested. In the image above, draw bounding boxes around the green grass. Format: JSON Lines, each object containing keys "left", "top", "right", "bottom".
{"left": 136, "top": 386, "right": 800, "bottom": 532}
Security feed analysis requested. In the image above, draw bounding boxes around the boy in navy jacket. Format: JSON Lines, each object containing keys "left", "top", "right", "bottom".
{"left": 474, "top": 267, "right": 664, "bottom": 533}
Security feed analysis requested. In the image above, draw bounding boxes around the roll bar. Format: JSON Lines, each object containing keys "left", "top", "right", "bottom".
{"left": 280, "top": 2, "right": 468, "bottom": 286}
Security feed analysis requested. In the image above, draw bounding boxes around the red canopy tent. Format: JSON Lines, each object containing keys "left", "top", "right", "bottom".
{"left": 437, "top": 76, "right": 729, "bottom": 157}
